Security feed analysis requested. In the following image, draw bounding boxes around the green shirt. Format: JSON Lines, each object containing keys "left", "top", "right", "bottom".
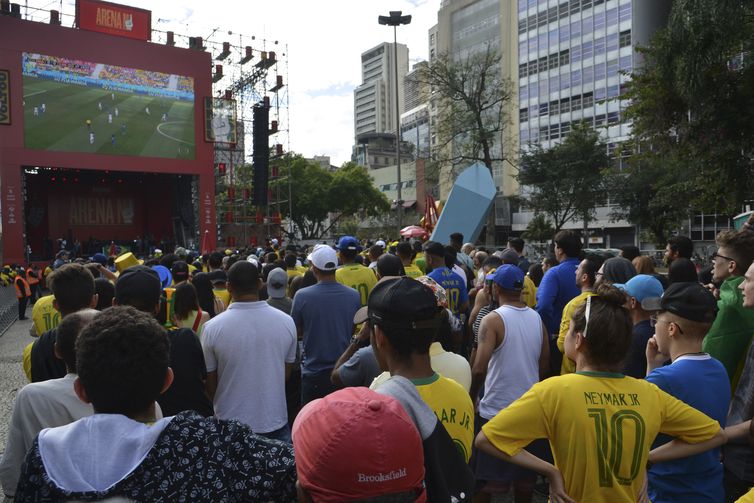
{"left": 702, "top": 275, "right": 754, "bottom": 389}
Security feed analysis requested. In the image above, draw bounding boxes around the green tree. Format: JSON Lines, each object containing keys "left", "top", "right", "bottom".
{"left": 416, "top": 44, "right": 513, "bottom": 244}
{"left": 522, "top": 213, "right": 555, "bottom": 244}
{"left": 516, "top": 123, "right": 608, "bottom": 243}
{"left": 272, "top": 155, "right": 389, "bottom": 239}
{"left": 613, "top": 0, "right": 754, "bottom": 243}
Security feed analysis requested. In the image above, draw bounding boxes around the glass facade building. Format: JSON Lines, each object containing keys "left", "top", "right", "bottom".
{"left": 517, "top": 0, "right": 633, "bottom": 159}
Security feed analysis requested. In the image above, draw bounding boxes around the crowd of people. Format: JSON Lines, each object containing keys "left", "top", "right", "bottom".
{"left": 3, "top": 228, "right": 754, "bottom": 501}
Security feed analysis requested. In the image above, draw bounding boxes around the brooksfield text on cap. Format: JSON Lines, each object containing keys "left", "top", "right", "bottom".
{"left": 641, "top": 281, "right": 718, "bottom": 323}
{"left": 292, "top": 387, "right": 426, "bottom": 503}
{"left": 308, "top": 244, "right": 338, "bottom": 271}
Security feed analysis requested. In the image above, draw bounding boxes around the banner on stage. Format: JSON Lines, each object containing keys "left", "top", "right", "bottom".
{"left": 76, "top": 0, "right": 151, "bottom": 41}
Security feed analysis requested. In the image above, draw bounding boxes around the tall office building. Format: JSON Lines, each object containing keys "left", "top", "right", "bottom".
{"left": 512, "top": 0, "right": 671, "bottom": 246}
{"left": 433, "top": 0, "right": 519, "bottom": 240}
{"left": 401, "top": 61, "right": 431, "bottom": 161}
{"left": 354, "top": 42, "right": 409, "bottom": 138}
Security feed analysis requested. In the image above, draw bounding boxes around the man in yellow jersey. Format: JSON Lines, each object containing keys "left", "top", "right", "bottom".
{"left": 370, "top": 276, "right": 474, "bottom": 463}
{"left": 209, "top": 269, "right": 231, "bottom": 309}
{"left": 557, "top": 256, "right": 598, "bottom": 374}
{"left": 30, "top": 294, "right": 60, "bottom": 338}
{"left": 413, "top": 241, "right": 427, "bottom": 273}
{"left": 396, "top": 242, "right": 423, "bottom": 279}
{"left": 283, "top": 253, "right": 303, "bottom": 281}
{"left": 335, "top": 236, "right": 377, "bottom": 307}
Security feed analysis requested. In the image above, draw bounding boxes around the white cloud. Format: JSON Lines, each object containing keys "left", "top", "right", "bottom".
{"left": 48, "top": 0, "right": 439, "bottom": 165}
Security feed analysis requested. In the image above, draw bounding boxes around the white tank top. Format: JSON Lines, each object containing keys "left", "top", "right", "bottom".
{"left": 479, "top": 304, "right": 543, "bottom": 420}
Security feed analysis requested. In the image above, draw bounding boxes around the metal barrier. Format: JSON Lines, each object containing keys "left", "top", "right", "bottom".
{"left": 0, "top": 286, "right": 18, "bottom": 337}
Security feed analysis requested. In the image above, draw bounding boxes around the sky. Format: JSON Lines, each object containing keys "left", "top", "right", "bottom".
{"left": 49, "top": 0, "right": 441, "bottom": 166}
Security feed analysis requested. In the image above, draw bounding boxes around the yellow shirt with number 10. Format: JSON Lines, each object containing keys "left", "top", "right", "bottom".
{"left": 31, "top": 294, "right": 60, "bottom": 337}
{"left": 335, "top": 264, "right": 377, "bottom": 307}
{"left": 482, "top": 372, "right": 720, "bottom": 503}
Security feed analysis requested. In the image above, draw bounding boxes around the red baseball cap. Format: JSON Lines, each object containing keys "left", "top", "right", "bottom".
{"left": 292, "top": 387, "right": 426, "bottom": 502}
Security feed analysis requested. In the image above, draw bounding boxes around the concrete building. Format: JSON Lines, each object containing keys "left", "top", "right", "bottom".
{"left": 401, "top": 104, "right": 431, "bottom": 161}
{"left": 432, "top": 0, "right": 519, "bottom": 243}
{"left": 354, "top": 42, "right": 409, "bottom": 138}
{"left": 512, "top": 0, "right": 671, "bottom": 247}
{"left": 352, "top": 132, "right": 415, "bottom": 169}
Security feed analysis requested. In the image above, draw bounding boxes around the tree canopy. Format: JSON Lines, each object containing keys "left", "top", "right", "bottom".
{"left": 272, "top": 155, "right": 389, "bottom": 239}
{"left": 415, "top": 45, "right": 513, "bottom": 244}
{"left": 611, "top": 0, "right": 754, "bottom": 244}
{"left": 516, "top": 122, "right": 608, "bottom": 238}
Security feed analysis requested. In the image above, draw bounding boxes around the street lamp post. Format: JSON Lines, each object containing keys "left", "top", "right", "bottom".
{"left": 378, "top": 10, "right": 411, "bottom": 235}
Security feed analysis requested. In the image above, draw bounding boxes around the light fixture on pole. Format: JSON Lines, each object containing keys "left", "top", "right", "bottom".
{"left": 378, "top": 10, "right": 411, "bottom": 235}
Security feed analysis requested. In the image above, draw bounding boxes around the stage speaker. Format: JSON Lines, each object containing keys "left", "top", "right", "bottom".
{"left": 252, "top": 102, "right": 270, "bottom": 207}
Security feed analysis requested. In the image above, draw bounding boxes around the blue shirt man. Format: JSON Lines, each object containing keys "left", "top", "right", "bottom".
{"left": 535, "top": 231, "right": 581, "bottom": 375}
{"left": 642, "top": 282, "right": 729, "bottom": 503}
{"left": 424, "top": 241, "right": 469, "bottom": 319}
{"left": 291, "top": 244, "right": 360, "bottom": 405}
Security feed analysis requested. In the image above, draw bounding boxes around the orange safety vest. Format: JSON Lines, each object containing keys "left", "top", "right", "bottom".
{"left": 15, "top": 276, "right": 31, "bottom": 299}
{"left": 26, "top": 268, "right": 39, "bottom": 285}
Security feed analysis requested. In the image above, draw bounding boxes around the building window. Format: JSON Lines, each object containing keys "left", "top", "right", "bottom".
{"left": 520, "top": 108, "right": 529, "bottom": 122}
{"left": 619, "top": 30, "right": 631, "bottom": 48}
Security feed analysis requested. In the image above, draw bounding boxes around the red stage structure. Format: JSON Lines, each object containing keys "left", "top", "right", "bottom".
{"left": 0, "top": 8, "right": 216, "bottom": 264}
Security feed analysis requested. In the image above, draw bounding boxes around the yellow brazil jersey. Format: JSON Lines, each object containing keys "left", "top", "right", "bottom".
{"left": 335, "top": 264, "right": 378, "bottom": 307}
{"left": 404, "top": 263, "right": 423, "bottom": 279}
{"left": 412, "top": 373, "right": 474, "bottom": 463}
{"left": 413, "top": 252, "right": 427, "bottom": 274}
{"left": 482, "top": 372, "right": 720, "bottom": 503}
{"left": 287, "top": 269, "right": 303, "bottom": 280}
{"left": 31, "top": 295, "right": 61, "bottom": 337}
{"left": 737, "top": 488, "right": 754, "bottom": 502}
{"left": 557, "top": 291, "right": 597, "bottom": 374}
{"left": 521, "top": 275, "right": 537, "bottom": 308}
{"left": 213, "top": 287, "right": 231, "bottom": 308}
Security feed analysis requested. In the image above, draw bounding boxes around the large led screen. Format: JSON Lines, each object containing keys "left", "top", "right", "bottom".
{"left": 22, "top": 52, "right": 195, "bottom": 159}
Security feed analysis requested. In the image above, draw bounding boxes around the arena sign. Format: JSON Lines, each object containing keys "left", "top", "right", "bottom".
{"left": 76, "top": 0, "right": 151, "bottom": 41}
{"left": 0, "top": 70, "right": 10, "bottom": 125}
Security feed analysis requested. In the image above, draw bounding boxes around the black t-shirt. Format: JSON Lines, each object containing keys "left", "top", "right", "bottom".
{"left": 157, "top": 327, "right": 214, "bottom": 417}
{"left": 30, "top": 329, "right": 67, "bottom": 383}
{"left": 623, "top": 319, "right": 655, "bottom": 378}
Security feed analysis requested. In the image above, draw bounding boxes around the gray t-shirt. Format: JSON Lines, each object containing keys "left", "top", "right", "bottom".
{"left": 338, "top": 346, "right": 382, "bottom": 387}
{"left": 725, "top": 342, "right": 754, "bottom": 481}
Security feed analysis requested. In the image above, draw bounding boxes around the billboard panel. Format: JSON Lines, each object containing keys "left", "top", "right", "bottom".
{"left": 22, "top": 52, "right": 195, "bottom": 159}
{"left": 204, "top": 97, "right": 237, "bottom": 144}
{"left": 76, "top": 0, "right": 151, "bottom": 41}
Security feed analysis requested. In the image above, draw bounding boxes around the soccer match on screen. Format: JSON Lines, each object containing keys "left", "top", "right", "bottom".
{"left": 22, "top": 52, "right": 195, "bottom": 159}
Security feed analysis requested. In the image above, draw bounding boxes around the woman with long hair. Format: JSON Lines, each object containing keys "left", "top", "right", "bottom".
{"left": 172, "top": 282, "right": 210, "bottom": 337}
{"left": 191, "top": 272, "right": 222, "bottom": 318}
{"left": 475, "top": 284, "right": 725, "bottom": 502}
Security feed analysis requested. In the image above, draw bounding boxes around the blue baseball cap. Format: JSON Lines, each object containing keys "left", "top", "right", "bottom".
{"left": 90, "top": 253, "right": 108, "bottom": 265}
{"left": 614, "top": 274, "right": 663, "bottom": 302}
{"left": 337, "top": 235, "right": 361, "bottom": 252}
{"left": 487, "top": 264, "right": 525, "bottom": 291}
{"left": 151, "top": 265, "right": 173, "bottom": 289}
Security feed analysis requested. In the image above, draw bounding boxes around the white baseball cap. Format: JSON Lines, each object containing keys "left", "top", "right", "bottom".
{"left": 375, "top": 239, "right": 386, "bottom": 248}
{"left": 307, "top": 244, "right": 338, "bottom": 271}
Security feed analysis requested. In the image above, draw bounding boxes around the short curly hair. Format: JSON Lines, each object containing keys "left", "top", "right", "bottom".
{"left": 49, "top": 263, "right": 95, "bottom": 314}
{"left": 76, "top": 305, "right": 170, "bottom": 415}
{"left": 716, "top": 229, "right": 754, "bottom": 274}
